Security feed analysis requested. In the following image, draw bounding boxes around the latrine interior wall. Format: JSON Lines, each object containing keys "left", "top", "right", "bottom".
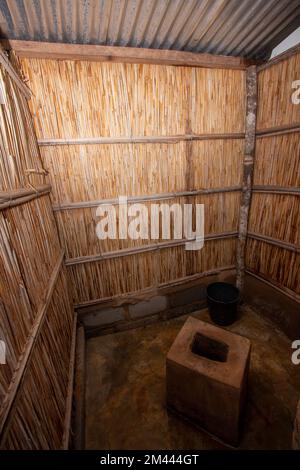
{"left": 0, "top": 53, "right": 74, "bottom": 449}
{"left": 20, "top": 59, "right": 246, "bottom": 306}
{"left": 246, "top": 53, "right": 300, "bottom": 298}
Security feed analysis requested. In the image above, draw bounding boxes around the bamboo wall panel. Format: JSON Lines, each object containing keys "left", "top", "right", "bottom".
{"left": 254, "top": 133, "right": 300, "bottom": 187}
{"left": 0, "top": 56, "right": 73, "bottom": 448}
{"left": 0, "top": 196, "right": 60, "bottom": 405}
{"left": 0, "top": 64, "right": 45, "bottom": 191}
{"left": 69, "top": 238, "right": 237, "bottom": 305}
{"left": 246, "top": 239, "right": 299, "bottom": 294}
{"left": 248, "top": 52, "right": 300, "bottom": 295}
{"left": 257, "top": 52, "right": 300, "bottom": 130}
{"left": 190, "top": 68, "right": 245, "bottom": 134}
{"left": 68, "top": 251, "right": 156, "bottom": 304}
{"left": 20, "top": 58, "right": 245, "bottom": 302}
{"left": 21, "top": 59, "right": 245, "bottom": 139}
{"left": 159, "top": 238, "right": 237, "bottom": 286}
{"left": 40, "top": 139, "right": 243, "bottom": 205}
{"left": 2, "top": 266, "right": 73, "bottom": 450}
{"left": 249, "top": 194, "right": 299, "bottom": 245}
{"left": 55, "top": 193, "right": 240, "bottom": 259}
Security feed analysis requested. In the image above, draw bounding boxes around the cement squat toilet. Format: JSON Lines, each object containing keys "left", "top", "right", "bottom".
{"left": 166, "top": 316, "right": 251, "bottom": 446}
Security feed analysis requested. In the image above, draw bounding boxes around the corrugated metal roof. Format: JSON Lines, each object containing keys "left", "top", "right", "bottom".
{"left": 0, "top": 0, "right": 300, "bottom": 59}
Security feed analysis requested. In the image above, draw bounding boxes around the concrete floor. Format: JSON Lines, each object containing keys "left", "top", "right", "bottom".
{"left": 85, "top": 305, "right": 300, "bottom": 449}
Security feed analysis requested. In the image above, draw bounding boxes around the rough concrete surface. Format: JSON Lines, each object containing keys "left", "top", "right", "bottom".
{"left": 85, "top": 305, "right": 300, "bottom": 450}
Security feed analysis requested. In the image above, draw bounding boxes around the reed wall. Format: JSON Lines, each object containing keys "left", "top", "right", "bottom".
{"left": 0, "top": 54, "right": 74, "bottom": 448}
{"left": 247, "top": 53, "right": 300, "bottom": 297}
{"left": 20, "top": 58, "right": 246, "bottom": 305}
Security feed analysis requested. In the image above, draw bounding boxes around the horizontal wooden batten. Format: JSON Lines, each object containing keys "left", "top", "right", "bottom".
{"left": 38, "top": 133, "right": 245, "bottom": 147}
{"left": 256, "top": 122, "right": 300, "bottom": 138}
{"left": 0, "top": 47, "right": 31, "bottom": 99}
{"left": 0, "top": 250, "right": 64, "bottom": 438}
{"left": 5, "top": 40, "right": 254, "bottom": 70}
{"left": 76, "top": 265, "right": 235, "bottom": 310}
{"left": 62, "top": 313, "right": 77, "bottom": 450}
{"left": 65, "top": 232, "right": 238, "bottom": 267}
{"left": 258, "top": 43, "right": 300, "bottom": 72}
{"left": 0, "top": 184, "right": 51, "bottom": 210}
{"left": 247, "top": 232, "right": 300, "bottom": 253}
{"left": 245, "top": 269, "right": 300, "bottom": 303}
{"left": 252, "top": 186, "right": 300, "bottom": 196}
{"left": 52, "top": 186, "right": 242, "bottom": 212}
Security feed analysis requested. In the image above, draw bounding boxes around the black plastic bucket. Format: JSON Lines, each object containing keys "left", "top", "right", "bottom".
{"left": 207, "top": 282, "right": 240, "bottom": 326}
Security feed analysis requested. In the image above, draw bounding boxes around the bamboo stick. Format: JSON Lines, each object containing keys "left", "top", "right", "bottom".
{"left": 65, "top": 232, "right": 238, "bottom": 266}
{"left": 252, "top": 186, "right": 300, "bottom": 196}
{"left": 256, "top": 122, "right": 300, "bottom": 138}
{"left": 247, "top": 232, "right": 300, "bottom": 253}
{"left": 53, "top": 186, "right": 242, "bottom": 212}
{"left": 236, "top": 65, "right": 257, "bottom": 291}
{"left": 0, "top": 184, "right": 51, "bottom": 210}
{"left": 38, "top": 133, "right": 245, "bottom": 146}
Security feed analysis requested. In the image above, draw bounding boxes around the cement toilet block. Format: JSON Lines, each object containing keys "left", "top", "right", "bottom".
{"left": 166, "top": 316, "right": 251, "bottom": 446}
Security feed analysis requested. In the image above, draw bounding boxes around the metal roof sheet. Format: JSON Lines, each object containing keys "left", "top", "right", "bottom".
{"left": 1, "top": 0, "right": 300, "bottom": 59}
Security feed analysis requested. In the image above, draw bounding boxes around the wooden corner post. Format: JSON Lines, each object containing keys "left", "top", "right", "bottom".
{"left": 236, "top": 65, "right": 257, "bottom": 291}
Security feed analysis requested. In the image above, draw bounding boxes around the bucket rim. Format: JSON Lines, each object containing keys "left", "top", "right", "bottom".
{"left": 207, "top": 281, "right": 240, "bottom": 304}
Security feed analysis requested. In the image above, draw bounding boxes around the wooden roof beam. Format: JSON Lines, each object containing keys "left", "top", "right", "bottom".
{"left": 2, "top": 40, "right": 256, "bottom": 70}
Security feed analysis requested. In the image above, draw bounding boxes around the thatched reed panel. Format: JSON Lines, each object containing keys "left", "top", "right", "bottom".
{"left": 55, "top": 193, "right": 240, "bottom": 259}
{"left": 68, "top": 251, "right": 157, "bottom": 304}
{"left": 1, "top": 196, "right": 61, "bottom": 311}
{"left": 257, "top": 52, "right": 300, "bottom": 130}
{"left": 20, "top": 58, "right": 245, "bottom": 303}
{"left": 0, "top": 63, "right": 46, "bottom": 192}
{"left": 40, "top": 139, "right": 243, "bottom": 206}
{"left": 41, "top": 142, "right": 188, "bottom": 204}
{"left": 21, "top": 60, "right": 189, "bottom": 139}
{"left": 254, "top": 133, "right": 300, "bottom": 187}
{"left": 0, "top": 52, "right": 73, "bottom": 449}
{"left": 190, "top": 68, "right": 245, "bottom": 134}
{"left": 246, "top": 239, "right": 299, "bottom": 294}
{"left": 249, "top": 194, "right": 299, "bottom": 245}
{"left": 21, "top": 59, "right": 245, "bottom": 139}
{"left": 159, "top": 238, "right": 237, "bottom": 285}
{"left": 248, "top": 52, "right": 300, "bottom": 295}
{"left": 69, "top": 237, "right": 237, "bottom": 305}
{"left": 2, "top": 266, "right": 74, "bottom": 450}
{"left": 189, "top": 139, "right": 244, "bottom": 189}
{"left": 0, "top": 195, "right": 61, "bottom": 405}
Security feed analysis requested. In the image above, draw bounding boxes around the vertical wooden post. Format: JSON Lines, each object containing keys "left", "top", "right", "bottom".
{"left": 236, "top": 66, "right": 257, "bottom": 291}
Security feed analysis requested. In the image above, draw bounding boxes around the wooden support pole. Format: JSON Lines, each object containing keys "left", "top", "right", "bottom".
{"left": 236, "top": 66, "right": 257, "bottom": 291}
